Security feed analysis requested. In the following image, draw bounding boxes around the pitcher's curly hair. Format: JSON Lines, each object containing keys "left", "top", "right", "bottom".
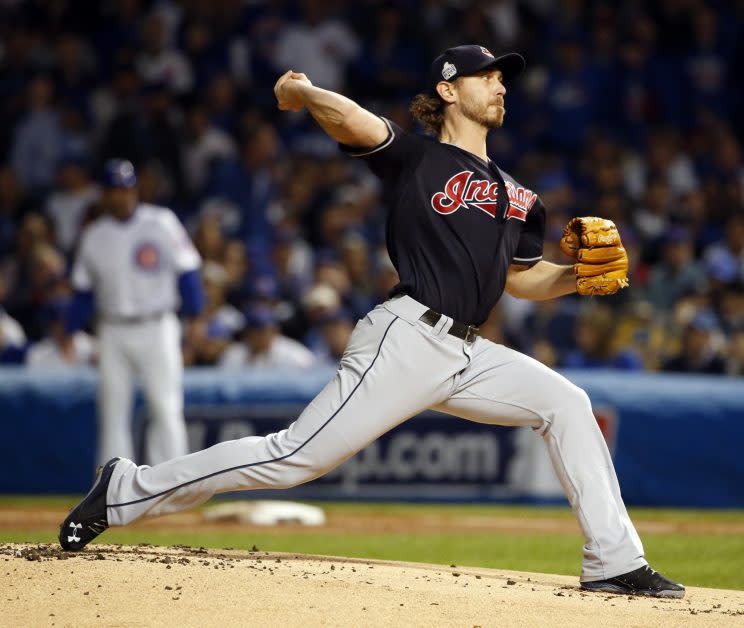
{"left": 409, "top": 93, "right": 445, "bottom": 136}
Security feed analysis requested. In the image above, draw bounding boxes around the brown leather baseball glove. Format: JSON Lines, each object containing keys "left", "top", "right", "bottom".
{"left": 560, "top": 217, "right": 629, "bottom": 296}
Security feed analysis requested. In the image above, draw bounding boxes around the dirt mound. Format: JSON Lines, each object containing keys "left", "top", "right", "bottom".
{"left": 1, "top": 543, "right": 742, "bottom": 627}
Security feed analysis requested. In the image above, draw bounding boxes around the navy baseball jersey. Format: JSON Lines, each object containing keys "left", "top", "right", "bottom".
{"left": 343, "top": 117, "right": 545, "bottom": 325}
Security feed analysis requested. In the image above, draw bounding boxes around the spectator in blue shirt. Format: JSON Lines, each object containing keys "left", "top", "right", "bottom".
{"left": 542, "top": 36, "right": 596, "bottom": 154}
{"left": 203, "top": 121, "right": 281, "bottom": 245}
{"left": 646, "top": 227, "right": 706, "bottom": 312}
{"left": 11, "top": 75, "right": 64, "bottom": 196}
{"left": 562, "top": 305, "right": 644, "bottom": 370}
{"left": 662, "top": 311, "right": 726, "bottom": 375}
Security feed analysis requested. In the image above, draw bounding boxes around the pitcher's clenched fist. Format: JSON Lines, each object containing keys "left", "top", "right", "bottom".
{"left": 274, "top": 70, "right": 312, "bottom": 112}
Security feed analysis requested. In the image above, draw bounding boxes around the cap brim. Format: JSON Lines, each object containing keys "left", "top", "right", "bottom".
{"left": 479, "top": 53, "right": 526, "bottom": 83}
{"left": 429, "top": 50, "right": 526, "bottom": 95}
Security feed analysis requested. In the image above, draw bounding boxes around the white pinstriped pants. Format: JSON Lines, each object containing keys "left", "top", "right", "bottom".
{"left": 106, "top": 295, "right": 646, "bottom": 581}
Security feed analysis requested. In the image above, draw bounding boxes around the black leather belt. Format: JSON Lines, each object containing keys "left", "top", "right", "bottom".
{"left": 419, "top": 309, "right": 479, "bottom": 343}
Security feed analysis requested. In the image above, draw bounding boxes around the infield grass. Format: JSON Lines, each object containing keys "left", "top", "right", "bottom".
{"left": 1, "top": 499, "right": 742, "bottom": 591}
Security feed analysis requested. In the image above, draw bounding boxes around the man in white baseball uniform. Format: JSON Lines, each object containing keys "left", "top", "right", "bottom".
{"left": 60, "top": 49, "right": 683, "bottom": 598}
{"left": 66, "top": 159, "right": 204, "bottom": 465}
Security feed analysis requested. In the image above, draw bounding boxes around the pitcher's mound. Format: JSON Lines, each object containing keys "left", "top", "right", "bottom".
{"left": 1, "top": 543, "right": 741, "bottom": 627}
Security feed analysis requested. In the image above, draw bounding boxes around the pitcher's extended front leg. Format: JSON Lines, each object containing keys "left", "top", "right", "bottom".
{"left": 432, "top": 337, "right": 645, "bottom": 582}
{"left": 102, "top": 308, "right": 467, "bottom": 526}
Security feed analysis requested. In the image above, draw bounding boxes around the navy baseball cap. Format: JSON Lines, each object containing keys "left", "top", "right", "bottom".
{"left": 100, "top": 159, "right": 137, "bottom": 188}
{"left": 243, "top": 305, "right": 276, "bottom": 329}
{"left": 429, "top": 45, "right": 525, "bottom": 94}
{"left": 247, "top": 273, "right": 279, "bottom": 300}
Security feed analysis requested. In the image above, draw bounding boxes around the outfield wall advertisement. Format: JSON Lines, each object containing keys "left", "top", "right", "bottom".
{"left": 1, "top": 368, "right": 742, "bottom": 507}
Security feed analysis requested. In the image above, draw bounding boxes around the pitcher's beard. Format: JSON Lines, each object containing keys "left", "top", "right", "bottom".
{"left": 491, "top": 106, "right": 506, "bottom": 127}
{"left": 461, "top": 96, "right": 505, "bottom": 129}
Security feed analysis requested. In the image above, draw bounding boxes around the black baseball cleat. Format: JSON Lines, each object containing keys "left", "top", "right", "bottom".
{"left": 59, "top": 457, "right": 120, "bottom": 551}
{"left": 580, "top": 565, "right": 685, "bottom": 598}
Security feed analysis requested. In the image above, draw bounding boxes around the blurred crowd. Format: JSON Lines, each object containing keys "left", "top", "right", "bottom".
{"left": 1, "top": 0, "right": 743, "bottom": 375}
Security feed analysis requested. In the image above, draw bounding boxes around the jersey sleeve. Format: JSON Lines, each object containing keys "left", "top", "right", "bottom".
{"left": 339, "top": 117, "right": 424, "bottom": 183}
{"left": 70, "top": 233, "right": 94, "bottom": 291}
{"left": 513, "top": 197, "right": 546, "bottom": 266}
{"left": 162, "top": 209, "right": 201, "bottom": 273}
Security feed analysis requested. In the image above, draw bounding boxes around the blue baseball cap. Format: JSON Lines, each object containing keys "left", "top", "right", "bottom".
{"left": 100, "top": 159, "right": 137, "bottom": 188}
{"left": 243, "top": 305, "right": 276, "bottom": 329}
{"left": 662, "top": 226, "right": 692, "bottom": 246}
{"left": 705, "top": 251, "right": 738, "bottom": 283}
{"left": 688, "top": 311, "right": 719, "bottom": 332}
{"left": 317, "top": 306, "right": 352, "bottom": 325}
{"left": 429, "top": 45, "right": 525, "bottom": 94}
{"left": 246, "top": 273, "right": 279, "bottom": 300}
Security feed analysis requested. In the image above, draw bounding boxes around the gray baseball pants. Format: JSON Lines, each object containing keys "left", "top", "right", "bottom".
{"left": 106, "top": 294, "right": 646, "bottom": 581}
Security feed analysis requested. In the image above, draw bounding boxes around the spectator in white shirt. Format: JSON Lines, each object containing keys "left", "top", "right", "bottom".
{"left": 11, "top": 75, "right": 64, "bottom": 194}
{"left": 0, "top": 308, "right": 26, "bottom": 363}
{"left": 25, "top": 298, "right": 96, "bottom": 368}
{"left": 137, "top": 12, "right": 194, "bottom": 94}
{"left": 273, "top": 0, "right": 359, "bottom": 92}
{"left": 219, "top": 305, "right": 315, "bottom": 369}
{"left": 0, "top": 275, "right": 26, "bottom": 364}
{"left": 181, "top": 103, "right": 237, "bottom": 196}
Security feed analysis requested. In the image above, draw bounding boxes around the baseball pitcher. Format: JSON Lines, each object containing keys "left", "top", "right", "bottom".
{"left": 60, "top": 48, "right": 682, "bottom": 598}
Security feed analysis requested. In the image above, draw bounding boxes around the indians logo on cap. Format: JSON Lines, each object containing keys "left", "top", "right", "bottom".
{"left": 480, "top": 46, "right": 494, "bottom": 58}
{"left": 441, "top": 61, "right": 457, "bottom": 80}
